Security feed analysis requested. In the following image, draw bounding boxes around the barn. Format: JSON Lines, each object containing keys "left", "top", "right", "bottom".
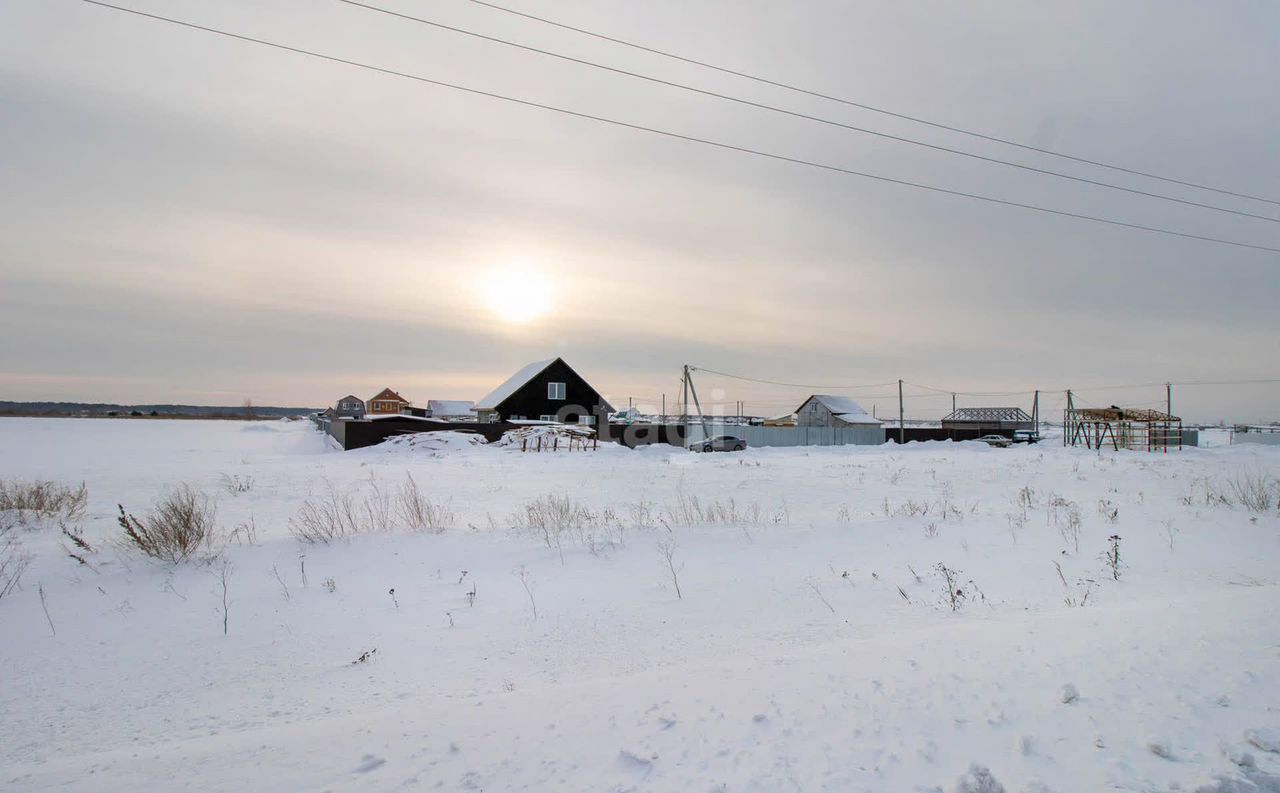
{"left": 474, "top": 358, "right": 614, "bottom": 427}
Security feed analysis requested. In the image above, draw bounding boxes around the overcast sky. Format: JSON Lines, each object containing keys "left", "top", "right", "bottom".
{"left": 1, "top": 0, "right": 1277, "bottom": 421}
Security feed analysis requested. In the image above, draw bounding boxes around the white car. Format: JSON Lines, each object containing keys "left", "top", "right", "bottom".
{"left": 694, "top": 435, "right": 747, "bottom": 453}
{"left": 974, "top": 434, "right": 1012, "bottom": 448}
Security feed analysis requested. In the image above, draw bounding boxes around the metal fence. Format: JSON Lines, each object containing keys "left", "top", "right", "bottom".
{"left": 1232, "top": 427, "right": 1280, "bottom": 445}
{"left": 686, "top": 423, "right": 884, "bottom": 448}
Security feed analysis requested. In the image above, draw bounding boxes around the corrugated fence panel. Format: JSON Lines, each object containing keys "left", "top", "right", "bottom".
{"left": 686, "top": 424, "right": 885, "bottom": 448}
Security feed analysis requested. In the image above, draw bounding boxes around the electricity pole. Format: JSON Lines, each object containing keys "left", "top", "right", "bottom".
{"left": 1064, "top": 389, "right": 1073, "bottom": 447}
{"left": 1166, "top": 382, "right": 1172, "bottom": 416}
{"left": 898, "top": 379, "right": 905, "bottom": 444}
{"left": 680, "top": 368, "right": 689, "bottom": 423}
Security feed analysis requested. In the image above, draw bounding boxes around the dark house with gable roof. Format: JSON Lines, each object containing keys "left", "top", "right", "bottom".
{"left": 474, "top": 357, "right": 613, "bottom": 427}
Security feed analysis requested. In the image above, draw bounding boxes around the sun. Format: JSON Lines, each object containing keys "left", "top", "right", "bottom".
{"left": 480, "top": 265, "right": 555, "bottom": 324}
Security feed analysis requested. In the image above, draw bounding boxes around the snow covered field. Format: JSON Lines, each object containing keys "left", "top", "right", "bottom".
{"left": 2, "top": 417, "right": 1279, "bottom": 793}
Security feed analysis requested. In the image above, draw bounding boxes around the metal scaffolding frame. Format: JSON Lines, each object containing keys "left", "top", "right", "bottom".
{"left": 1064, "top": 407, "right": 1182, "bottom": 452}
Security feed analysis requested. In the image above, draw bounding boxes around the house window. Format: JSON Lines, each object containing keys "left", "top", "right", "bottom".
{"left": 548, "top": 382, "right": 566, "bottom": 400}
{"left": 578, "top": 415, "right": 596, "bottom": 425}
{"left": 539, "top": 414, "right": 556, "bottom": 422}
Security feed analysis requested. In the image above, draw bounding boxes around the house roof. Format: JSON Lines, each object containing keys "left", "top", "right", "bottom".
{"left": 369, "top": 388, "right": 408, "bottom": 404}
{"left": 427, "top": 399, "right": 476, "bottom": 416}
{"left": 475, "top": 358, "right": 615, "bottom": 413}
{"left": 799, "top": 395, "right": 882, "bottom": 425}
{"left": 475, "top": 359, "right": 556, "bottom": 410}
{"left": 337, "top": 395, "right": 363, "bottom": 403}
{"left": 942, "top": 407, "right": 1033, "bottom": 423}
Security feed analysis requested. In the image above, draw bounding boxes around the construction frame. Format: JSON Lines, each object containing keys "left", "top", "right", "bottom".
{"left": 1064, "top": 407, "right": 1183, "bottom": 452}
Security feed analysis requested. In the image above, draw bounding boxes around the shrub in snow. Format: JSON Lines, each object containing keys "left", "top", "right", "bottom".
{"left": 657, "top": 536, "right": 683, "bottom": 600}
{"left": 1060, "top": 684, "right": 1080, "bottom": 704}
{"left": 1097, "top": 498, "right": 1118, "bottom": 523}
{"left": 218, "top": 473, "right": 253, "bottom": 495}
{"left": 1046, "top": 495, "right": 1081, "bottom": 553}
{"left": 512, "top": 494, "right": 627, "bottom": 560}
{"left": 1228, "top": 469, "right": 1279, "bottom": 514}
{"left": 0, "top": 478, "right": 87, "bottom": 526}
{"left": 952, "top": 764, "right": 1005, "bottom": 793}
{"left": 117, "top": 484, "right": 217, "bottom": 563}
{"left": 1105, "top": 535, "right": 1122, "bottom": 581}
{"left": 1147, "top": 739, "right": 1175, "bottom": 760}
{"left": 395, "top": 473, "right": 453, "bottom": 533}
{"left": 665, "top": 491, "right": 765, "bottom": 528}
{"left": 289, "top": 482, "right": 367, "bottom": 544}
{"left": 936, "top": 563, "right": 984, "bottom": 611}
{"left": 0, "top": 521, "right": 31, "bottom": 601}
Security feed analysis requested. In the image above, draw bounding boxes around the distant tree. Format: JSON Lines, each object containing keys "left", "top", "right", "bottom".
{"left": 242, "top": 398, "right": 256, "bottom": 420}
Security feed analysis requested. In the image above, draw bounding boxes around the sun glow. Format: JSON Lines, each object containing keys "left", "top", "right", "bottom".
{"left": 480, "top": 264, "right": 555, "bottom": 324}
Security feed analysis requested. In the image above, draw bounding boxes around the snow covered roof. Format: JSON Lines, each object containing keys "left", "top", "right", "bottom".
{"left": 801, "top": 395, "right": 882, "bottom": 425}
{"left": 427, "top": 400, "right": 475, "bottom": 416}
{"left": 362, "top": 414, "right": 447, "bottom": 423}
{"left": 475, "top": 359, "right": 557, "bottom": 411}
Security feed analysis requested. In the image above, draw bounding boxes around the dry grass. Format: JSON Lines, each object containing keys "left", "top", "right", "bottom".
{"left": 1227, "top": 468, "right": 1279, "bottom": 514}
{"left": 0, "top": 520, "right": 31, "bottom": 600}
{"left": 291, "top": 476, "right": 456, "bottom": 543}
{"left": 665, "top": 492, "right": 764, "bottom": 527}
{"left": 289, "top": 482, "right": 365, "bottom": 544}
{"left": 117, "top": 484, "right": 217, "bottom": 563}
{"left": 0, "top": 478, "right": 87, "bottom": 525}
{"left": 395, "top": 473, "right": 454, "bottom": 533}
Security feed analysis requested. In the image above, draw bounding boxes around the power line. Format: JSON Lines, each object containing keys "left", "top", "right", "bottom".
{"left": 1170, "top": 378, "right": 1280, "bottom": 387}
{"left": 905, "top": 381, "right": 1036, "bottom": 397}
{"left": 341, "top": 0, "right": 1279, "bottom": 225}
{"left": 469, "top": 0, "right": 1280, "bottom": 208}
{"left": 77, "top": 1, "right": 1280, "bottom": 255}
{"left": 910, "top": 377, "right": 1280, "bottom": 397}
{"left": 687, "top": 366, "right": 897, "bottom": 391}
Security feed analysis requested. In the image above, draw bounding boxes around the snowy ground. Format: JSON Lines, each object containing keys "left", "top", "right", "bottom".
{"left": 2, "top": 417, "right": 1279, "bottom": 793}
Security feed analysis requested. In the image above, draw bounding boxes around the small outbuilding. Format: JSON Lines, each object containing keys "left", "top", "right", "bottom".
{"left": 795, "top": 395, "right": 882, "bottom": 428}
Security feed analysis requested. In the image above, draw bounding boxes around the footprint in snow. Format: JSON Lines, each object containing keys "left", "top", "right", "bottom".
{"left": 617, "top": 749, "right": 654, "bottom": 776}
{"left": 353, "top": 754, "right": 386, "bottom": 774}
{"left": 1245, "top": 728, "right": 1280, "bottom": 754}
